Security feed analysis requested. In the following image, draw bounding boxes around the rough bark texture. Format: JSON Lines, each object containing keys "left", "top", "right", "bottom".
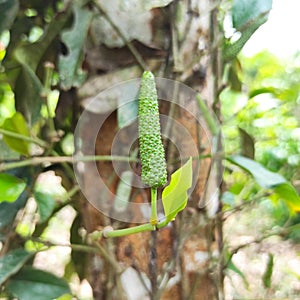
{"left": 77, "top": 0, "right": 223, "bottom": 299}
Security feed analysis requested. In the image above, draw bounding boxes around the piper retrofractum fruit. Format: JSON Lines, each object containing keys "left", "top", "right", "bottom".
{"left": 138, "top": 71, "right": 167, "bottom": 188}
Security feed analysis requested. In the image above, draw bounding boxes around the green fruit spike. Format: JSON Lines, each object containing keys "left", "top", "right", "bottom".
{"left": 138, "top": 71, "right": 167, "bottom": 188}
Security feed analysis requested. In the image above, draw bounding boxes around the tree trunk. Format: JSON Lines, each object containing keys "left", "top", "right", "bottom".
{"left": 76, "top": 1, "right": 224, "bottom": 299}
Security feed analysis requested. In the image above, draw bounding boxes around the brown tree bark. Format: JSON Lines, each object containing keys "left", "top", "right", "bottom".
{"left": 77, "top": 1, "right": 224, "bottom": 299}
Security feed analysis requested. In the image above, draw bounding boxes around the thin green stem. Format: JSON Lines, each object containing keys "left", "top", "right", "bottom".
{"left": 103, "top": 223, "right": 156, "bottom": 238}
{"left": 196, "top": 94, "right": 219, "bottom": 136}
{"left": 0, "top": 128, "right": 48, "bottom": 148}
{"left": 42, "top": 62, "right": 56, "bottom": 134}
{"left": 150, "top": 187, "right": 158, "bottom": 225}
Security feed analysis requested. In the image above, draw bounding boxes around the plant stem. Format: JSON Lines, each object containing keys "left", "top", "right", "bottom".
{"left": 196, "top": 94, "right": 219, "bottom": 136}
{"left": 103, "top": 223, "right": 156, "bottom": 238}
{"left": 42, "top": 62, "right": 56, "bottom": 134}
{"left": 0, "top": 128, "right": 48, "bottom": 148}
{"left": 0, "top": 155, "right": 138, "bottom": 172}
{"left": 150, "top": 187, "right": 158, "bottom": 225}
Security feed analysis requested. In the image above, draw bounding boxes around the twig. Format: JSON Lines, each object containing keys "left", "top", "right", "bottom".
{"left": 0, "top": 155, "right": 138, "bottom": 172}
{"left": 25, "top": 236, "right": 100, "bottom": 254}
{"left": 149, "top": 230, "right": 158, "bottom": 300}
{"left": 0, "top": 128, "right": 48, "bottom": 148}
{"left": 225, "top": 228, "right": 282, "bottom": 269}
{"left": 93, "top": 240, "right": 123, "bottom": 274}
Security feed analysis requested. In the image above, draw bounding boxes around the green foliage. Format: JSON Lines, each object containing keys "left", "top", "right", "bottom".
{"left": 138, "top": 71, "right": 167, "bottom": 188}
{"left": 7, "top": 267, "right": 71, "bottom": 300}
{"left": 34, "top": 191, "right": 56, "bottom": 223}
{"left": 0, "top": 173, "right": 26, "bottom": 203}
{"left": 228, "top": 154, "right": 300, "bottom": 212}
{"left": 262, "top": 253, "right": 274, "bottom": 289}
{"left": 0, "top": 249, "right": 32, "bottom": 285}
{"left": 0, "top": 191, "right": 28, "bottom": 229}
{"left": 228, "top": 155, "right": 286, "bottom": 188}
{"left": 0, "top": 0, "right": 19, "bottom": 32}
{"left": 232, "top": 0, "right": 272, "bottom": 30}
{"left": 2, "top": 112, "right": 30, "bottom": 155}
{"left": 0, "top": 0, "right": 299, "bottom": 298}
{"left": 162, "top": 157, "right": 193, "bottom": 223}
{"left": 59, "top": 5, "right": 92, "bottom": 90}
{"left": 226, "top": 253, "right": 249, "bottom": 288}
{"left": 224, "top": 0, "right": 272, "bottom": 61}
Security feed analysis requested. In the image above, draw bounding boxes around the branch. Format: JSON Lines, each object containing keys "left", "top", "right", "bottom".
{"left": 0, "top": 128, "right": 48, "bottom": 148}
{"left": 0, "top": 155, "right": 138, "bottom": 172}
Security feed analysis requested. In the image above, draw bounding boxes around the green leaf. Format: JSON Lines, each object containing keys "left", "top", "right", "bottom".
{"left": 14, "top": 64, "right": 43, "bottom": 125}
{"left": 227, "top": 258, "right": 249, "bottom": 288}
{"left": 0, "top": 191, "right": 28, "bottom": 229}
{"left": 56, "top": 294, "right": 73, "bottom": 300}
{"left": 0, "top": 0, "right": 19, "bottom": 32}
{"left": 34, "top": 191, "right": 56, "bottom": 223}
{"left": 13, "top": 11, "right": 71, "bottom": 72}
{"left": 248, "top": 87, "right": 278, "bottom": 99}
{"left": 232, "top": 0, "right": 272, "bottom": 30}
{"left": 223, "top": 16, "right": 268, "bottom": 62}
{"left": 273, "top": 183, "right": 300, "bottom": 212}
{"left": 239, "top": 127, "right": 255, "bottom": 159}
{"left": 228, "top": 155, "right": 286, "bottom": 189}
{"left": 262, "top": 253, "right": 274, "bottom": 289}
{"left": 0, "top": 173, "right": 26, "bottom": 203}
{"left": 0, "top": 249, "right": 32, "bottom": 286}
{"left": 2, "top": 112, "right": 30, "bottom": 155}
{"left": 162, "top": 157, "right": 193, "bottom": 222}
{"left": 228, "top": 155, "right": 300, "bottom": 212}
{"left": 224, "top": 0, "right": 272, "bottom": 61}
{"left": 7, "top": 267, "right": 71, "bottom": 300}
{"left": 59, "top": 5, "right": 92, "bottom": 90}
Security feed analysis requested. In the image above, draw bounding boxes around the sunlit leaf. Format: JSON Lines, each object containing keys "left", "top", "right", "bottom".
{"left": 2, "top": 112, "right": 30, "bottom": 155}
{"left": 7, "top": 267, "right": 71, "bottom": 300}
{"left": 56, "top": 294, "right": 73, "bottom": 300}
{"left": 59, "top": 5, "right": 92, "bottom": 90}
{"left": 273, "top": 183, "right": 300, "bottom": 212}
{"left": 228, "top": 155, "right": 300, "bottom": 212}
{"left": 0, "top": 173, "right": 26, "bottom": 203}
{"left": 228, "top": 155, "right": 286, "bottom": 189}
{"left": 162, "top": 157, "right": 192, "bottom": 222}
{"left": 0, "top": 249, "right": 32, "bottom": 286}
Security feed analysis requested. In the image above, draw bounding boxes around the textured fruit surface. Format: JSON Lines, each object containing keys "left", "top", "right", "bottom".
{"left": 138, "top": 71, "right": 167, "bottom": 188}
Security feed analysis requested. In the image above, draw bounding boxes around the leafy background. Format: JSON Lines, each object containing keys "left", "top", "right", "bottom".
{"left": 0, "top": 0, "right": 300, "bottom": 299}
